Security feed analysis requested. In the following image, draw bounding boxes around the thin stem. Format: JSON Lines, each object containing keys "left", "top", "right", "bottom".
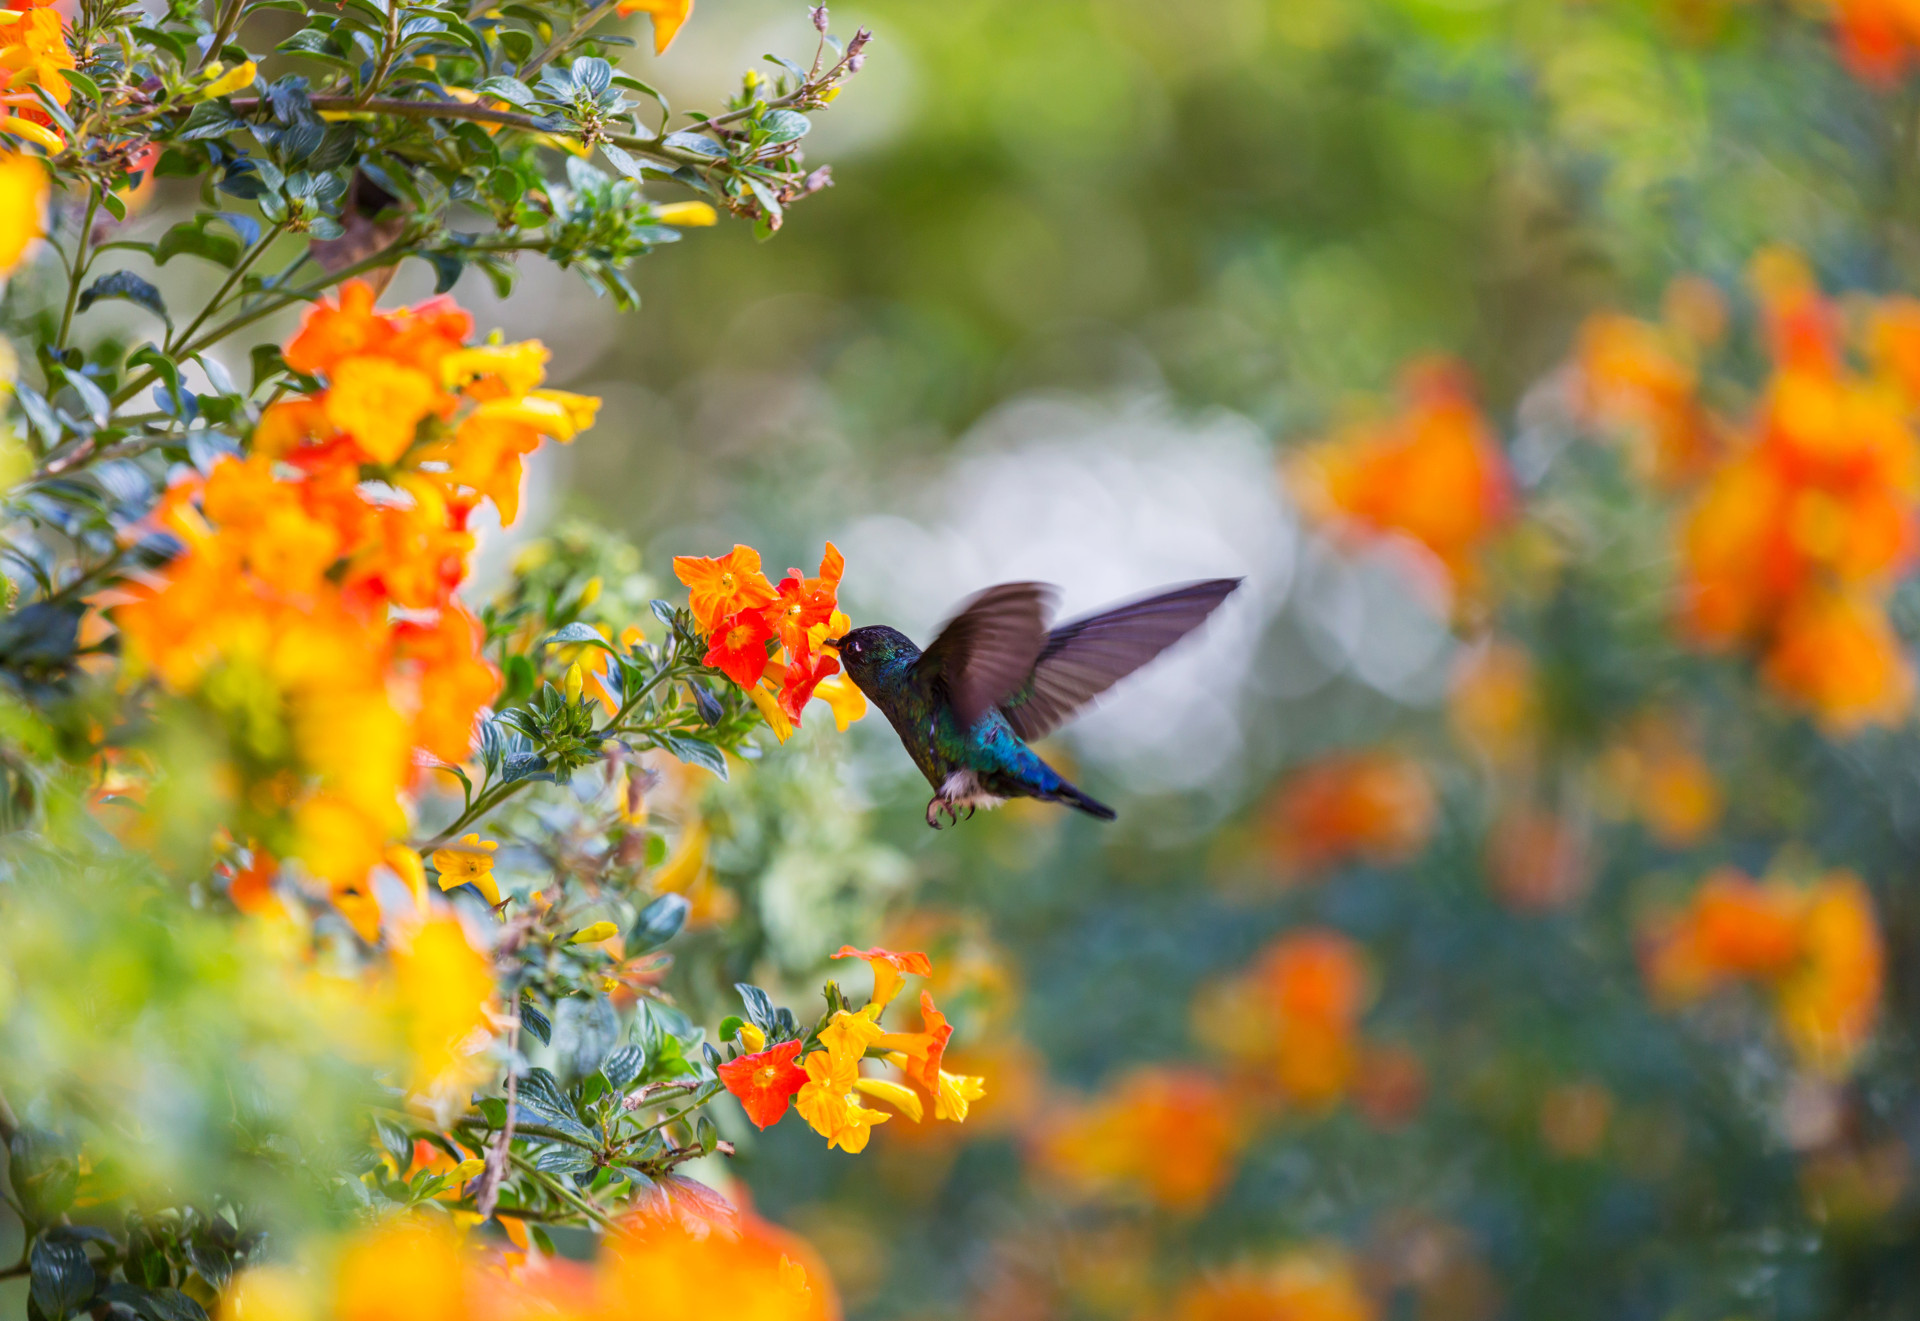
{"left": 198, "top": 0, "right": 247, "bottom": 70}
{"left": 0, "top": 1080, "right": 19, "bottom": 1145}
{"left": 519, "top": 0, "right": 620, "bottom": 80}
{"left": 507, "top": 1149, "right": 617, "bottom": 1230}
{"left": 420, "top": 777, "right": 532, "bottom": 849}
{"left": 225, "top": 95, "right": 718, "bottom": 171}
{"left": 54, "top": 187, "right": 102, "bottom": 352}
{"left": 166, "top": 220, "right": 288, "bottom": 355}
{"left": 354, "top": 0, "right": 402, "bottom": 109}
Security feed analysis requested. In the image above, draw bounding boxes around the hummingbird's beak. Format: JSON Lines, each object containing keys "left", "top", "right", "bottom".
{"left": 820, "top": 635, "right": 844, "bottom": 653}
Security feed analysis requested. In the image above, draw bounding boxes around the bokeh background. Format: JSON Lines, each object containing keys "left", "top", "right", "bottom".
{"left": 432, "top": 0, "right": 1920, "bottom": 1316}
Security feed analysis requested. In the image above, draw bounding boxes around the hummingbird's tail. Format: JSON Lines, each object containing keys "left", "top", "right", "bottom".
{"left": 1049, "top": 779, "right": 1117, "bottom": 822}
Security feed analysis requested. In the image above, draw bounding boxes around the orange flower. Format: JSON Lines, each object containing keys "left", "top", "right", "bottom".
{"left": 794, "top": 1011, "right": 892, "bottom": 1153}
{"left": 1761, "top": 588, "right": 1915, "bottom": 733}
{"left": 599, "top": 1202, "right": 836, "bottom": 1321}
{"left": 703, "top": 608, "right": 775, "bottom": 689}
{"left": 1170, "top": 1249, "right": 1377, "bottom": 1321}
{"left": 1262, "top": 750, "right": 1435, "bottom": 878}
{"left": 1034, "top": 1066, "right": 1247, "bottom": 1214}
{"left": 875, "top": 990, "right": 953, "bottom": 1098}
{"left": 777, "top": 646, "right": 840, "bottom": 723}
{"left": 322, "top": 355, "right": 442, "bottom": 464}
{"left": 1448, "top": 639, "right": 1538, "bottom": 765}
{"left": 1575, "top": 306, "right": 1720, "bottom": 488}
{"left": 675, "top": 545, "right": 779, "bottom": 635}
{"left": 0, "top": 4, "right": 72, "bottom": 123}
{"left": 764, "top": 543, "right": 845, "bottom": 660}
{"left": 615, "top": 0, "right": 694, "bottom": 54}
{"left": 1777, "top": 871, "right": 1883, "bottom": 1076}
{"left": 1195, "top": 930, "right": 1369, "bottom": 1109}
{"left": 718, "top": 1039, "right": 809, "bottom": 1130}
{"left": 830, "top": 944, "right": 932, "bottom": 1008}
{"left": 1290, "top": 359, "right": 1512, "bottom": 591}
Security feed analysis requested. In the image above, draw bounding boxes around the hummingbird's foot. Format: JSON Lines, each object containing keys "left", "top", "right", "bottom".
{"left": 925, "top": 797, "right": 951, "bottom": 830}
{"left": 961, "top": 805, "right": 976, "bottom": 822}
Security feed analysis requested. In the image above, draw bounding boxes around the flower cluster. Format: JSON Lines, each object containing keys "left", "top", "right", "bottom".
{"left": 717, "top": 945, "right": 984, "bottom": 1154}
{"left": 1666, "top": 251, "right": 1920, "bottom": 730}
{"left": 1192, "top": 929, "right": 1416, "bottom": 1117}
{"left": 1289, "top": 358, "right": 1514, "bottom": 598}
{"left": 1260, "top": 750, "right": 1436, "bottom": 878}
{"left": 0, "top": 0, "right": 72, "bottom": 148}
{"left": 110, "top": 282, "right": 596, "bottom": 934}
{"left": 673, "top": 543, "right": 865, "bottom": 738}
{"left": 1170, "top": 1249, "right": 1378, "bottom": 1321}
{"left": 1573, "top": 282, "right": 1724, "bottom": 489}
{"left": 223, "top": 1196, "right": 835, "bottom": 1321}
{"left": 1641, "top": 866, "right": 1884, "bottom": 1075}
{"left": 1032, "top": 1065, "right": 1248, "bottom": 1214}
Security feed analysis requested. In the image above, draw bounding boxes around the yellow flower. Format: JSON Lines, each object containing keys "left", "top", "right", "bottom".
{"left": 392, "top": 916, "right": 495, "bottom": 1096}
{"left": 568, "top": 920, "right": 618, "bottom": 944}
{"left": 818, "top": 1006, "right": 886, "bottom": 1057}
{"left": 616, "top": 0, "right": 694, "bottom": 54}
{"left": 794, "top": 1043, "right": 891, "bottom": 1153}
{"left": 0, "top": 116, "right": 58, "bottom": 153}
{"left": 738, "top": 1021, "right": 767, "bottom": 1051}
{"left": 441, "top": 340, "right": 551, "bottom": 395}
{"left": 853, "top": 1076, "right": 924, "bottom": 1122}
{"left": 654, "top": 200, "right": 718, "bottom": 226}
{"left": 323, "top": 356, "right": 441, "bottom": 463}
{"left": 471, "top": 393, "right": 581, "bottom": 441}
{"left": 564, "top": 661, "right": 585, "bottom": 703}
{"left": 530, "top": 388, "right": 601, "bottom": 435}
{"left": 383, "top": 843, "right": 429, "bottom": 913}
{"left": 202, "top": 59, "right": 257, "bottom": 98}
{"left": 750, "top": 681, "right": 793, "bottom": 743}
{"left": 0, "top": 150, "right": 45, "bottom": 274}
{"left": 934, "top": 1070, "right": 986, "bottom": 1122}
{"left": 218, "top": 1266, "right": 316, "bottom": 1321}
{"left": 431, "top": 834, "right": 501, "bottom": 906}
{"left": 810, "top": 674, "right": 866, "bottom": 730}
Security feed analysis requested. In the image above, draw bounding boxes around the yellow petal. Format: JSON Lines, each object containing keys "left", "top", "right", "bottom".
{"left": 653, "top": 200, "right": 717, "bottom": 227}
{"left": 738, "top": 1022, "right": 767, "bottom": 1051}
{"left": 750, "top": 682, "right": 793, "bottom": 743}
{"left": 812, "top": 674, "right": 867, "bottom": 731}
{"left": 202, "top": 59, "right": 258, "bottom": 98}
{"left": 853, "top": 1076, "right": 924, "bottom": 1122}
{"left": 935, "top": 1071, "right": 986, "bottom": 1123}
{"left": 568, "top": 921, "right": 618, "bottom": 944}
{"left": 0, "top": 117, "right": 61, "bottom": 154}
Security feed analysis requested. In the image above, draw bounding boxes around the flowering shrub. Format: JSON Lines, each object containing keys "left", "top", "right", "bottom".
{"left": 0, "top": 2, "right": 1013, "bottom": 1319}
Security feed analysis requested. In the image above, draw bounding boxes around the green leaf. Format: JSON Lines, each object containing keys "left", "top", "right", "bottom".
{"left": 276, "top": 27, "right": 344, "bottom": 58}
{"left": 757, "top": 110, "right": 810, "bottom": 144}
{"left": 30, "top": 1238, "right": 94, "bottom": 1321}
{"left": 716, "top": 1015, "right": 745, "bottom": 1046}
{"left": 128, "top": 345, "right": 182, "bottom": 412}
{"left": 77, "top": 271, "right": 170, "bottom": 328}
{"left": 601, "top": 1043, "right": 646, "bottom": 1092}
{"left": 628, "top": 892, "right": 689, "bottom": 953}
{"left": 543, "top": 621, "right": 615, "bottom": 648}
{"left": 657, "top": 732, "right": 727, "bottom": 780}
{"left": 521, "top": 996, "right": 552, "bottom": 1046}
{"left": 177, "top": 100, "right": 243, "bottom": 142}
{"left": 474, "top": 76, "right": 538, "bottom": 108}
{"left": 512, "top": 1067, "right": 595, "bottom": 1143}
{"left": 599, "top": 142, "right": 643, "bottom": 180}
{"left": 153, "top": 218, "right": 242, "bottom": 268}
{"left": 733, "top": 983, "right": 776, "bottom": 1032}
{"left": 662, "top": 131, "right": 728, "bottom": 159}
{"left": 530, "top": 1144, "right": 595, "bottom": 1174}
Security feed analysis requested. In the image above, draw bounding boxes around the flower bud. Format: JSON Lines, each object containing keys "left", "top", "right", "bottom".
{"left": 202, "top": 60, "right": 257, "bottom": 99}
{"left": 739, "top": 1022, "right": 767, "bottom": 1051}
{"left": 653, "top": 200, "right": 718, "bottom": 227}
{"left": 811, "top": 5, "right": 829, "bottom": 32}
{"left": 564, "top": 661, "right": 585, "bottom": 703}
{"left": 568, "top": 920, "right": 618, "bottom": 945}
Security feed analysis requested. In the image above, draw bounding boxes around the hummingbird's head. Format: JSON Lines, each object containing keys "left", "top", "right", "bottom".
{"left": 829, "top": 624, "right": 918, "bottom": 689}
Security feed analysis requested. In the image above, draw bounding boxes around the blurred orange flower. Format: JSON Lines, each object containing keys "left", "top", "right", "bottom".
{"left": 1675, "top": 251, "right": 1920, "bottom": 731}
{"left": 1033, "top": 1066, "right": 1247, "bottom": 1214}
{"left": 1291, "top": 359, "right": 1513, "bottom": 594}
{"left": 1262, "top": 750, "right": 1436, "bottom": 878}
{"left": 1642, "top": 866, "right": 1884, "bottom": 1075}
{"left": 1574, "top": 302, "right": 1722, "bottom": 488}
{"left": 1593, "top": 716, "right": 1722, "bottom": 847}
{"left": 1170, "top": 1248, "right": 1377, "bottom": 1321}
{"left": 1486, "top": 808, "right": 1591, "bottom": 913}
{"left": 1448, "top": 639, "right": 1538, "bottom": 766}
{"left": 1195, "top": 930, "right": 1370, "bottom": 1109}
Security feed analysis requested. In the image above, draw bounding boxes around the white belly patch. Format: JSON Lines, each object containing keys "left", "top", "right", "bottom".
{"left": 939, "top": 770, "right": 1007, "bottom": 811}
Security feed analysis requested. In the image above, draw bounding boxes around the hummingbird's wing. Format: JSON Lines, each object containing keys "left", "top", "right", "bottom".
{"left": 916, "top": 581, "right": 1059, "bottom": 732}
{"left": 999, "top": 578, "right": 1242, "bottom": 741}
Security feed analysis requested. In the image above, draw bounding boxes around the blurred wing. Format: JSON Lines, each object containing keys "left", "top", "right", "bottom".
{"left": 1001, "top": 578, "right": 1242, "bottom": 741}
{"left": 916, "top": 581, "right": 1058, "bottom": 731}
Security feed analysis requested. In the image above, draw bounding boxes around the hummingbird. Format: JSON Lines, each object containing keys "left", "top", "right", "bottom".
{"left": 831, "top": 578, "right": 1241, "bottom": 828}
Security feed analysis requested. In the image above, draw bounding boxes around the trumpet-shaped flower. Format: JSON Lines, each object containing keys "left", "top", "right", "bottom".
{"left": 704, "top": 609, "right": 776, "bottom": 689}
{"left": 719, "top": 1040, "right": 809, "bottom": 1130}
{"left": 831, "top": 944, "right": 932, "bottom": 1008}
{"left": 431, "top": 834, "right": 501, "bottom": 906}
{"left": 675, "top": 545, "right": 778, "bottom": 634}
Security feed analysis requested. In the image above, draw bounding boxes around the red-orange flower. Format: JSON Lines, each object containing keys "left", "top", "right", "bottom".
{"left": 703, "top": 609, "right": 775, "bottom": 689}
{"left": 1262, "top": 750, "right": 1435, "bottom": 878}
{"left": 674, "top": 545, "right": 778, "bottom": 635}
{"left": 765, "top": 542, "right": 845, "bottom": 660}
{"left": 1033, "top": 1066, "right": 1248, "bottom": 1214}
{"left": 718, "top": 1040, "right": 809, "bottom": 1130}
{"left": 778, "top": 647, "right": 840, "bottom": 723}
